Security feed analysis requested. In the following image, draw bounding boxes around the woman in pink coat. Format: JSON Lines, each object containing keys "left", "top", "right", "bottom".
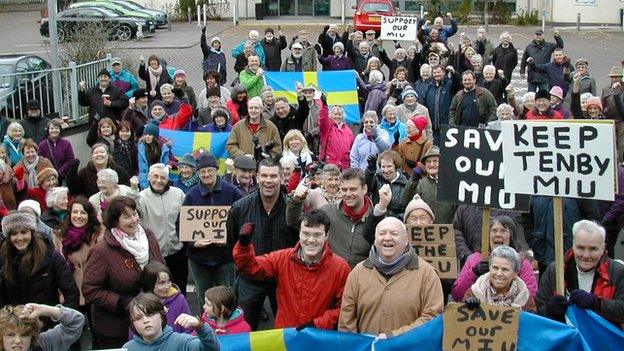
{"left": 318, "top": 95, "right": 354, "bottom": 170}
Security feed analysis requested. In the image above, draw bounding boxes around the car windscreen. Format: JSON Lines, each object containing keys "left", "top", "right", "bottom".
{"left": 98, "top": 8, "right": 120, "bottom": 17}
{"left": 361, "top": 3, "right": 391, "bottom": 12}
{"left": 0, "top": 64, "right": 12, "bottom": 88}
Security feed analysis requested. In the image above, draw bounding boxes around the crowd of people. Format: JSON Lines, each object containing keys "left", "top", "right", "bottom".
{"left": 0, "top": 12, "right": 623, "bottom": 351}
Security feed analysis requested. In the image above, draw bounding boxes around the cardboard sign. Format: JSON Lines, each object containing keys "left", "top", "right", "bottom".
{"left": 501, "top": 121, "right": 617, "bottom": 201}
{"left": 438, "top": 126, "right": 531, "bottom": 211}
{"left": 443, "top": 303, "right": 519, "bottom": 351}
{"left": 380, "top": 16, "right": 418, "bottom": 41}
{"left": 179, "top": 206, "right": 230, "bottom": 242}
{"left": 409, "top": 224, "right": 458, "bottom": 279}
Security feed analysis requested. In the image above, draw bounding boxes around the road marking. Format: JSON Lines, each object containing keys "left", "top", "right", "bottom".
{"left": 15, "top": 44, "right": 45, "bottom": 47}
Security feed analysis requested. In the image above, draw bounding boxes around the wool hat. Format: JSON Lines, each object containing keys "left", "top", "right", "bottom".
{"left": 401, "top": 87, "right": 418, "bottom": 100}
{"left": 421, "top": 146, "right": 440, "bottom": 163}
{"left": 291, "top": 42, "right": 303, "bottom": 50}
{"left": 211, "top": 37, "right": 221, "bottom": 44}
{"left": 173, "top": 70, "right": 186, "bottom": 79}
{"left": 608, "top": 66, "right": 623, "bottom": 77}
{"left": 134, "top": 88, "right": 149, "bottom": 100}
{"left": 404, "top": 194, "right": 435, "bottom": 222}
{"left": 535, "top": 89, "right": 550, "bottom": 101}
{"left": 586, "top": 97, "right": 603, "bottom": 111}
{"left": 2, "top": 210, "right": 38, "bottom": 238}
{"left": 36, "top": 167, "right": 58, "bottom": 185}
{"left": 150, "top": 100, "right": 166, "bottom": 111}
{"left": 160, "top": 83, "right": 174, "bottom": 94}
{"left": 410, "top": 116, "right": 429, "bottom": 131}
{"left": 234, "top": 155, "right": 256, "bottom": 170}
{"left": 549, "top": 86, "right": 564, "bottom": 101}
{"left": 144, "top": 121, "right": 160, "bottom": 138}
{"left": 178, "top": 153, "right": 197, "bottom": 168}
{"left": 26, "top": 99, "right": 40, "bottom": 111}
{"left": 332, "top": 42, "right": 344, "bottom": 52}
{"left": 535, "top": 29, "right": 544, "bottom": 35}
{"left": 98, "top": 68, "right": 111, "bottom": 79}
{"left": 17, "top": 201, "right": 41, "bottom": 217}
{"left": 265, "top": 27, "right": 274, "bottom": 34}
{"left": 196, "top": 152, "right": 218, "bottom": 170}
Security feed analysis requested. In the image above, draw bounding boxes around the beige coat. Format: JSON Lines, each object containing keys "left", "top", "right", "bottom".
{"left": 338, "top": 254, "right": 444, "bottom": 337}
{"left": 54, "top": 233, "right": 100, "bottom": 306}
{"left": 226, "top": 117, "right": 282, "bottom": 159}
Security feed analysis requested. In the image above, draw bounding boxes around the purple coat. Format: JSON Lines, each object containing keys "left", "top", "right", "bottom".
{"left": 164, "top": 99, "right": 182, "bottom": 116}
{"left": 451, "top": 252, "right": 538, "bottom": 302}
{"left": 38, "top": 137, "right": 75, "bottom": 178}
{"left": 364, "top": 83, "right": 388, "bottom": 117}
{"left": 317, "top": 54, "right": 353, "bottom": 71}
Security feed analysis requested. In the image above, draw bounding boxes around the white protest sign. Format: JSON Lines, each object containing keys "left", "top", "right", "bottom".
{"left": 380, "top": 16, "right": 417, "bottom": 41}
{"left": 501, "top": 120, "right": 616, "bottom": 201}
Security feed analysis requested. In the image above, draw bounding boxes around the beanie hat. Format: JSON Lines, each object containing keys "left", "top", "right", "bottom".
{"left": 178, "top": 153, "right": 197, "bottom": 168}
{"left": 291, "top": 42, "right": 303, "bottom": 50}
{"left": 17, "top": 201, "right": 41, "bottom": 218}
{"left": 36, "top": 167, "right": 58, "bottom": 186}
{"left": 27, "top": 99, "right": 41, "bottom": 111}
{"left": 586, "top": 97, "right": 603, "bottom": 111}
{"left": 98, "top": 68, "right": 111, "bottom": 79}
{"left": 411, "top": 116, "right": 429, "bottom": 131}
{"left": 265, "top": 27, "right": 274, "bottom": 34}
{"left": 535, "top": 89, "right": 550, "bottom": 101}
{"left": 173, "top": 70, "right": 186, "bottom": 79}
{"left": 196, "top": 152, "right": 218, "bottom": 170}
{"left": 144, "top": 121, "right": 160, "bottom": 138}
{"left": 404, "top": 194, "right": 435, "bottom": 222}
{"left": 2, "top": 210, "right": 38, "bottom": 238}
{"left": 549, "top": 86, "right": 564, "bottom": 101}
{"left": 401, "top": 87, "right": 418, "bottom": 101}
{"left": 332, "top": 42, "right": 344, "bottom": 52}
{"left": 150, "top": 100, "right": 166, "bottom": 111}
{"left": 210, "top": 37, "right": 221, "bottom": 45}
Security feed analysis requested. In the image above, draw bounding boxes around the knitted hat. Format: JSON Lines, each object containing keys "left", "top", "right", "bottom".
{"left": 401, "top": 87, "right": 418, "bottom": 100}
{"left": 586, "top": 97, "right": 603, "bottom": 111}
{"left": 144, "top": 121, "right": 160, "bottom": 138}
{"left": 17, "top": 201, "right": 41, "bottom": 217}
{"left": 234, "top": 155, "right": 256, "bottom": 170}
{"left": 549, "top": 86, "right": 564, "bottom": 101}
{"left": 608, "top": 66, "right": 623, "bottom": 77}
{"left": 178, "top": 153, "right": 197, "bottom": 168}
{"left": 173, "top": 70, "right": 186, "bottom": 79}
{"left": 150, "top": 100, "right": 166, "bottom": 111}
{"left": 574, "top": 58, "right": 588, "bottom": 67}
{"left": 26, "top": 99, "right": 40, "bottom": 111}
{"left": 98, "top": 68, "right": 111, "bottom": 79}
{"left": 410, "top": 116, "right": 429, "bottom": 131}
{"left": 535, "top": 89, "right": 550, "bottom": 101}
{"left": 2, "top": 210, "right": 38, "bottom": 237}
{"left": 210, "top": 37, "right": 221, "bottom": 45}
{"left": 160, "top": 83, "right": 174, "bottom": 94}
{"left": 404, "top": 194, "right": 435, "bottom": 222}
{"left": 196, "top": 152, "right": 218, "bottom": 170}
{"left": 291, "top": 42, "right": 303, "bottom": 50}
{"left": 36, "top": 167, "right": 58, "bottom": 185}
{"left": 421, "top": 146, "right": 440, "bottom": 163}
{"left": 332, "top": 42, "right": 344, "bottom": 52}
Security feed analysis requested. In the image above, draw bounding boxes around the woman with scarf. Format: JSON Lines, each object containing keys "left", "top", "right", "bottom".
{"left": 379, "top": 105, "right": 409, "bottom": 148}
{"left": 462, "top": 245, "right": 536, "bottom": 312}
{"left": 349, "top": 111, "right": 390, "bottom": 170}
{"left": 200, "top": 30, "right": 227, "bottom": 84}
{"left": 318, "top": 96, "right": 354, "bottom": 170}
{"left": 172, "top": 70, "right": 197, "bottom": 110}
{"left": 40, "top": 186, "right": 69, "bottom": 230}
{"left": 54, "top": 196, "right": 101, "bottom": 319}
{"left": 82, "top": 196, "right": 164, "bottom": 348}
{"left": 38, "top": 118, "right": 75, "bottom": 183}
{"left": 89, "top": 168, "right": 139, "bottom": 221}
{"left": 67, "top": 143, "right": 130, "bottom": 198}
{"left": 26, "top": 167, "right": 58, "bottom": 212}
{"left": 13, "top": 139, "right": 53, "bottom": 191}
{"left": 137, "top": 122, "right": 173, "bottom": 189}
{"left": 3, "top": 122, "right": 25, "bottom": 166}
{"left": 189, "top": 106, "right": 232, "bottom": 133}
{"left": 226, "top": 85, "right": 249, "bottom": 125}
{"left": 397, "top": 116, "right": 432, "bottom": 175}
{"left": 113, "top": 121, "right": 139, "bottom": 176}
{"left": 86, "top": 117, "right": 117, "bottom": 150}
{"left": 172, "top": 153, "right": 198, "bottom": 194}
{"left": 138, "top": 54, "right": 172, "bottom": 102}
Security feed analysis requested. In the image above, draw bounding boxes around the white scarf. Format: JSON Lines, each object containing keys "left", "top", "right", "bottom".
{"left": 147, "top": 65, "right": 163, "bottom": 96}
{"left": 471, "top": 273, "right": 529, "bottom": 309}
{"left": 111, "top": 225, "right": 150, "bottom": 269}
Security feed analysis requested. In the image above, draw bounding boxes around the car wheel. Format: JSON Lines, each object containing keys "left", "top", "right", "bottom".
{"left": 116, "top": 24, "right": 133, "bottom": 41}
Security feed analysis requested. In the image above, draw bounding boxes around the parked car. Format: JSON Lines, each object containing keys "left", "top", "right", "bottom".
{"left": 40, "top": 7, "right": 154, "bottom": 41}
{"left": 352, "top": 0, "right": 398, "bottom": 33}
{"left": 104, "top": 0, "right": 168, "bottom": 27}
{"left": 0, "top": 55, "right": 54, "bottom": 119}
{"left": 70, "top": 0, "right": 157, "bottom": 27}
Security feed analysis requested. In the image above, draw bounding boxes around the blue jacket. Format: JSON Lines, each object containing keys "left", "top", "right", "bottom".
{"left": 349, "top": 128, "right": 391, "bottom": 170}
{"left": 137, "top": 142, "right": 172, "bottom": 189}
{"left": 110, "top": 69, "right": 139, "bottom": 98}
{"left": 231, "top": 40, "right": 266, "bottom": 66}
{"left": 419, "top": 20, "right": 458, "bottom": 43}
{"left": 530, "top": 60, "right": 574, "bottom": 96}
{"left": 379, "top": 119, "right": 409, "bottom": 144}
{"left": 123, "top": 325, "right": 220, "bottom": 351}
{"left": 3, "top": 136, "right": 22, "bottom": 166}
{"left": 424, "top": 73, "right": 460, "bottom": 130}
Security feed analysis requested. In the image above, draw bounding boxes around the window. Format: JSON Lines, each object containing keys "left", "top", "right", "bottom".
{"left": 361, "top": 2, "right": 392, "bottom": 12}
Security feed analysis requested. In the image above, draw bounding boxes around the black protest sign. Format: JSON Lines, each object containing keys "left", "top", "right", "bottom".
{"left": 408, "top": 224, "right": 458, "bottom": 279}
{"left": 179, "top": 206, "right": 229, "bottom": 243}
{"left": 438, "top": 126, "right": 531, "bottom": 211}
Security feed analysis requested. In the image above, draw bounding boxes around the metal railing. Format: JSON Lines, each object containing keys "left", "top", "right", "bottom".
{"left": 0, "top": 0, "right": 44, "bottom": 4}
{"left": 0, "top": 54, "right": 112, "bottom": 121}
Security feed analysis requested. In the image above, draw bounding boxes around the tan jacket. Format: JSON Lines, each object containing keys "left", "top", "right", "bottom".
{"left": 397, "top": 135, "right": 432, "bottom": 175}
{"left": 338, "top": 254, "right": 444, "bottom": 336}
{"left": 226, "top": 118, "right": 282, "bottom": 159}
{"left": 54, "top": 232, "right": 100, "bottom": 306}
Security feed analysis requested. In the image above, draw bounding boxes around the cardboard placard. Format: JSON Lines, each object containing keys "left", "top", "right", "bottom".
{"left": 443, "top": 303, "right": 519, "bottom": 351}
{"left": 501, "top": 120, "right": 617, "bottom": 201}
{"left": 423, "top": 257, "right": 459, "bottom": 279}
{"left": 409, "top": 224, "right": 457, "bottom": 279}
{"left": 179, "top": 206, "right": 230, "bottom": 242}
{"left": 380, "top": 16, "right": 418, "bottom": 41}
{"left": 438, "top": 126, "right": 531, "bottom": 211}
{"left": 408, "top": 224, "right": 455, "bottom": 244}
{"left": 413, "top": 243, "right": 456, "bottom": 257}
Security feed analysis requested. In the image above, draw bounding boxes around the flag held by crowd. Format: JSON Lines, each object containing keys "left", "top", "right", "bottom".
{"left": 159, "top": 128, "right": 231, "bottom": 164}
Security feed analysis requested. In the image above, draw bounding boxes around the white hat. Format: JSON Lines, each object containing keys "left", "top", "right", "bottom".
{"left": 291, "top": 43, "right": 303, "bottom": 50}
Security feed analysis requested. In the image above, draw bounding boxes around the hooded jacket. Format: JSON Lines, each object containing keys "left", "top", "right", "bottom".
{"left": 110, "top": 69, "right": 139, "bottom": 98}
{"left": 202, "top": 307, "right": 251, "bottom": 335}
{"left": 123, "top": 325, "right": 220, "bottom": 351}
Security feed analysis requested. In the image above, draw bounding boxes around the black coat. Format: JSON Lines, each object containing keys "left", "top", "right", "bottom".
{"left": 262, "top": 36, "right": 287, "bottom": 71}
{"left": 19, "top": 116, "right": 51, "bottom": 144}
{"left": 492, "top": 43, "right": 518, "bottom": 82}
{"left": 520, "top": 36, "right": 564, "bottom": 83}
{"left": 138, "top": 63, "right": 172, "bottom": 102}
{"left": 269, "top": 96, "right": 310, "bottom": 141}
{"left": 67, "top": 160, "right": 130, "bottom": 198}
{"left": 479, "top": 76, "right": 508, "bottom": 105}
{"left": 78, "top": 85, "right": 129, "bottom": 123}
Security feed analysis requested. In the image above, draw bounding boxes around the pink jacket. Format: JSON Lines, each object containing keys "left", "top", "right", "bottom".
{"left": 318, "top": 104, "right": 354, "bottom": 170}
{"left": 201, "top": 307, "right": 251, "bottom": 335}
{"left": 451, "top": 252, "right": 538, "bottom": 302}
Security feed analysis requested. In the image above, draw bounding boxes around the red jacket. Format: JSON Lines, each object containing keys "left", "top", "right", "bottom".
{"left": 526, "top": 107, "right": 564, "bottom": 120}
{"left": 233, "top": 241, "right": 351, "bottom": 329}
{"left": 159, "top": 102, "right": 193, "bottom": 130}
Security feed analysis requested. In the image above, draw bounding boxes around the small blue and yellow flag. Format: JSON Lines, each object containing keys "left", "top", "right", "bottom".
{"left": 159, "top": 129, "right": 230, "bottom": 170}
{"left": 265, "top": 71, "right": 360, "bottom": 124}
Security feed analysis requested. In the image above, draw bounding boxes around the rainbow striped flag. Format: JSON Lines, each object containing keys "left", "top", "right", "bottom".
{"left": 265, "top": 71, "right": 361, "bottom": 124}
{"left": 159, "top": 129, "right": 231, "bottom": 169}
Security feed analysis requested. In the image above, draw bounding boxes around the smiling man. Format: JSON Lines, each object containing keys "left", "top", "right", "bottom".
{"left": 233, "top": 210, "right": 350, "bottom": 330}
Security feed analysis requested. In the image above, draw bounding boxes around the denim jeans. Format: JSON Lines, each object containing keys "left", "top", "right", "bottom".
{"left": 188, "top": 259, "right": 236, "bottom": 308}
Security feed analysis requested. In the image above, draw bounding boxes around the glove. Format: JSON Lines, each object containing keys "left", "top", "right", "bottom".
{"left": 569, "top": 290, "right": 601, "bottom": 310}
{"left": 368, "top": 127, "right": 378, "bottom": 140}
{"left": 411, "top": 167, "right": 424, "bottom": 182}
{"left": 367, "top": 154, "right": 378, "bottom": 172}
{"left": 472, "top": 261, "right": 490, "bottom": 277}
{"left": 303, "top": 131, "right": 314, "bottom": 146}
{"left": 172, "top": 87, "right": 185, "bottom": 100}
{"left": 323, "top": 25, "right": 329, "bottom": 33}
{"left": 314, "top": 43, "right": 322, "bottom": 55}
{"left": 296, "top": 320, "right": 315, "bottom": 331}
{"left": 393, "top": 131, "right": 400, "bottom": 146}
{"left": 463, "top": 296, "right": 480, "bottom": 310}
{"left": 239, "top": 223, "right": 255, "bottom": 247}
{"left": 201, "top": 25, "right": 206, "bottom": 34}
{"left": 117, "top": 295, "right": 133, "bottom": 314}
{"left": 546, "top": 295, "right": 569, "bottom": 319}
{"left": 13, "top": 166, "right": 24, "bottom": 181}
{"left": 252, "top": 136, "right": 261, "bottom": 150}
{"left": 320, "top": 93, "right": 327, "bottom": 107}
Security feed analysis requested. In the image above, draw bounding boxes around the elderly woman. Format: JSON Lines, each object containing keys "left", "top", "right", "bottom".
{"left": 3, "top": 122, "right": 25, "bottom": 166}
{"left": 319, "top": 100, "right": 354, "bottom": 170}
{"left": 487, "top": 103, "right": 515, "bottom": 130}
{"left": 13, "top": 139, "right": 54, "bottom": 190}
{"left": 366, "top": 150, "right": 408, "bottom": 219}
{"left": 526, "top": 89, "right": 564, "bottom": 120}
{"left": 303, "top": 164, "right": 342, "bottom": 211}
{"left": 397, "top": 116, "right": 432, "bottom": 175}
{"left": 350, "top": 111, "right": 390, "bottom": 170}
{"left": 509, "top": 91, "right": 535, "bottom": 120}
{"left": 160, "top": 83, "right": 182, "bottom": 116}
{"left": 89, "top": 168, "right": 139, "bottom": 221}
{"left": 26, "top": 167, "right": 58, "bottom": 211}
{"left": 387, "top": 66, "right": 411, "bottom": 105}
{"left": 37, "top": 118, "right": 75, "bottom": 182}
{"left": 0, "top": 303, "right": 85, "bottom": 351}
{"left": 82, "top": 196, "right": 165, "bottom": 348}
{"left": 172, "top": 153, "right": 198, "bottom": 194}
{"left": 67, "top": 143, "right": 130, "bottom": 198}
{"left": 379, "top": 104, "right": 409, "bottom": 147}
{"left": 40, "top": 186, "right": 69, "bottom": 230}
{"left": 462, "top": 245, "right": 537, "bottom": 312}
{"left": 363, "top": 70, "right": 388, "bottom": 117}
{"left": 138, "top": 54, "right": 172, "bottom": 102}
{"left": 0, "top": 210, "right": 79, "bottom": 309}
{"left": 452, "top": 216, "right": 537, "bottom": 302}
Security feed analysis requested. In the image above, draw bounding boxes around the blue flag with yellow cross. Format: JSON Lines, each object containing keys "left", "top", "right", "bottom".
{"left": 264, "top": 70, "right": 360, "bottom": 124}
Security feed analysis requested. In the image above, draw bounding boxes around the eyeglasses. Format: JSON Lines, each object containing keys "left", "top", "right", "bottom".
{"left": 199, "top": 168, "right": 217, "bottom": 176}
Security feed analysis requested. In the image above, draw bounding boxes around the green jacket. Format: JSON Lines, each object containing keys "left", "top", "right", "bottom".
{"left": 416, "top": 176, "right": 455, "bottom": 224}
{"left": 239, "top": 68, "right": 266, "bottom": 98}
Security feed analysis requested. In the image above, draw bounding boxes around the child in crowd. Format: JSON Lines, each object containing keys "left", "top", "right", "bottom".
{"left": 201, "top": 286, "right": 251, "bottom": 335}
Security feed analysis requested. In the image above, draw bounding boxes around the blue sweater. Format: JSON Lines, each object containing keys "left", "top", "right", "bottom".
{"left": 123, "top": 325, "right": 220, "bottom": 351}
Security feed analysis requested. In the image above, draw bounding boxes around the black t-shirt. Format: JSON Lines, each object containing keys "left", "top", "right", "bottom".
{"left": 459, "top": 89, "right": 479, "bottom": 127}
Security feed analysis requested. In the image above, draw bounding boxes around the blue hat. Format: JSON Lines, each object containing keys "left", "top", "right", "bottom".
{"left": 401, "top": 87, "right": 417, "bottom": 100}
{"left": 196, "top": 152, "right": 218, "bottom": 170}
{"left": 144, "top": 121, "right": 160, "bottom": 138}
{"left": 179, "top": 153, "right": 196, "bottom": 168}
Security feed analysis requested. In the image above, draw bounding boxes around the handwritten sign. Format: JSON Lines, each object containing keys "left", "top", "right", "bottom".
{"left": 443, "top": 303, "right": 519, "bottom": 351}
{"left": 438, "top": 126, "right": 531, "bottom": 211}
{"left": 408, "top": 224, "right": 458, "bottom": 279}
{"left": 501, "top": 121, "right": 616, "bottom": 201}
{"left": 380, "top": 16, "right": 418, "bottom": 41}
{"left": 179, "top": 206, "right": 230, "bottom": 243}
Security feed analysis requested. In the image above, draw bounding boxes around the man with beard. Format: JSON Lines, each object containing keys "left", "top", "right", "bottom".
{"left": 19, "top": 100, "right": 51, "bottom": 143}
{"left": 289, "top": 30, "right": 317, "bottom": 71}
{"left": 281, "top": 43, "right": 309, "bottom": 72}
{"left": 239, "top": 55, "right": 266, "bottom": 98}
{"left": 520, "top": 29, "right": 564, "bottom": 92}
{"left": 448, "top": 70, "right": 497, "bottom": 127}
{"left": 78, "top": 69, "right": 128, "bottom": 123}
{"left": 262, "top": 27, "right": 287, "bottom": 71}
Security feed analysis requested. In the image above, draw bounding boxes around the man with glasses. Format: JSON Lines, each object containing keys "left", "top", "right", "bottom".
{"left": 182, "top": 152, "right": 244, "bottom": 307}
{"left": 233, "top": 209, "right": 350, "bottom": 330}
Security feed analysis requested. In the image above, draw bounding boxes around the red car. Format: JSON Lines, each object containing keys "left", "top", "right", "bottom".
{"left": 352, "top": 0, "right": 398, "bottom": 33}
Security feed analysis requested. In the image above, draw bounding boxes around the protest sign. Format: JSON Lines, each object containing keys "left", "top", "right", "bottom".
{"left": 179, "top": 206, "right": 230, "bottom": 242}
{"left": 409, "top": 224, "right": 457, "bottom": 278}
{"left": 380, "top": 16, "right": 418, "bottom": 41}
{"left": 438, "top": 126, "right": 531, "bottom": 211}
{"left": 501, "top": 120, "right": 617, "bottom": 201}
{"left": 443, "top": 303, "right": 519, "bottom": 351}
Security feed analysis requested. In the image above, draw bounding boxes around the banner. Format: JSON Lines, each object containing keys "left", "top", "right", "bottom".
{"left": 566, "top": 305, "right": 624, "bottom": 351}
{"left": 179, "top": 206, "right": 230, "bottom": 242}
{"left": 438, "top": 126, "right": 531, "bottom": 211}
{"left": 380, "top": 16, "right": 418, "bottom": 41}
{"left": 159, "top": 129, "right": 231, "bottom": 170}
{"left": 264, "top": 71, "right": 360, "bottom": 124}
{"left": 501, "top": 120, "right": 617, "bottom": 201}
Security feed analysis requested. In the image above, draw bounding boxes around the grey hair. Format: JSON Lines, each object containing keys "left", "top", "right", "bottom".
{"left": 97, "top": 168, "right": 118, "bottom": 183}
{"left": 279, "top": 155, "right": 296, "bottom": 169}
{"left": 381, "top": 104, "right": 397, "bottom": 116}
{"left": 471, "top": 54, "right": 483, "bottom": 64}
{"left": 580, "top": 92, "right": 593, "bottom": 104}
{"left": 483, "top": 65, "right": 496, "bottom": 74}
{"left": 490, "top": 245, "right": 521, "bottom": 272}
{"left": 572, "top": 220, "right": 606, "bottom": 242}
{"left": 522, "top": 92, "right": 536, "bottom": 102}
{"left": 6, "top": 122, "right": 24, "bottom": 136}
{"left": 359, "top": 41, "right": 369, "bottom": 49}
{"left": 330, "top": 105, "right": 345, "bottom": 116}
{"left": 368, "top": 70, "right": 383, "bottom": 84}
{"left": 496, "top": 104, "right": 515, "bottom": 119}
{"left": 148, "top": 163, "right": 169, "bottom": 177}
{"left": 362, "top": 110, "right": 378, "bottom": 123}
{"left": 499, "top": 31, "right": 511, "bottom": 41}
{"left": 420, "top": 64, "right": 432, "bottom": 75}
{"left": 45, "top": 186, "right": 68, "bottom": 208}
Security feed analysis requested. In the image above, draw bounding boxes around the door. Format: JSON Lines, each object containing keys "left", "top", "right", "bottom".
{"left": 299, "top": 0, "right": 313, "bottom": 15}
